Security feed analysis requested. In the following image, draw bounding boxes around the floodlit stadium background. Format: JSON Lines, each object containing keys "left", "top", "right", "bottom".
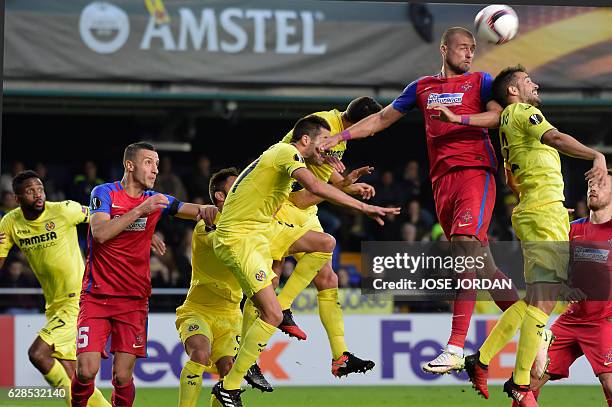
{"left": 1, "top": 0, "right": 610, "bottom": 400}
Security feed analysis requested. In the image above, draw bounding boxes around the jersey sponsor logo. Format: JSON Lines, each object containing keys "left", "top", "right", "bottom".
{"left": 126, "top": 217, "right": 148, "bottom": 232}
{"left": 111, "top": 204, "right": 124, "bottom": 209}
{"left": 45, "top": 221, "right": 55, "bottom": 232}
{"left": 92, "top": 196, "right": 102, "bottom": 210}
{"left": 19, "top": 231, "right": 58, "bottom": 247}
{"left": 529, "top": 114, "right": 544, "bottom": 125}
{"left": 573, "top": 246, "right": 609, "bottom": 263}
{"left": 255, "top": 270, "right": 266, "bottom": 282}
{"left": 426, "top": 92, "right": 464, "bottom": 106}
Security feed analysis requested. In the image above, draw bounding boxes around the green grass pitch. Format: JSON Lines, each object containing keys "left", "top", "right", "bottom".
{"left": 1, "top": 385, "right": 602, "bottom": 406}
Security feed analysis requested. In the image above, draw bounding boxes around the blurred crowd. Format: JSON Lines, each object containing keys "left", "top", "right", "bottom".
{"left": 0, "top": 157, "right": 591, "bottom": 313}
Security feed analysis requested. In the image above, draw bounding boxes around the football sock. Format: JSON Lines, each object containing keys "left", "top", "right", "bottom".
{"left": 111, "top": 379, "right": 135, "bottom": 407}
{"left": 448, "top": 272, "right": 477, "bottom": 349}
{"left": 210, "top": 393, "right": 224, "bottom": 407}
{"left": 488, "top": 269, "right": 520, "bottom": 311}
{"left": 317, "top": 288, "right": 348, "bottom": 359}
{"left": 277, "top": 252, "right": 332, "bottom": 310}
{"left": 43, "top": 360, "right": 72, "bottom": 406}
{"left": 178, "top": 360, "right": 206, "bottom": 407}
{"left": 71, "top": 373, "right": 94, "bottom": 407}
{"left": 480, "top": 300, "right": 528, "bottom": 365}
{"left": 241, "top": 298, "right": 259, "bottom": 344}
{"left": 223, "top": 318, "right": 276, "bottom": 390}
{"left": 514, "top": 305, "right": 549, "bottom": 385}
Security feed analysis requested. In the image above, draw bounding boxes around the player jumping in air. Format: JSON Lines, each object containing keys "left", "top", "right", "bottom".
{"left": 210, "top": 116, "right": 399, "bottom": 407}
{"left": 71, "top": 142, "right": 217, "bottom": 407}
{"left": 321, "top": 27, "right": 520, "bottom": 374}
{"left": 463, "top": 65, "right": 607, "bottom": 406}
{"left": 264, "top": 96, "right": 381, "bottom": 377}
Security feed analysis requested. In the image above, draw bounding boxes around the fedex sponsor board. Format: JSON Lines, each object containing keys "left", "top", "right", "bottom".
{"left": 11, "top": 314, "right": 598, "bottom": 387}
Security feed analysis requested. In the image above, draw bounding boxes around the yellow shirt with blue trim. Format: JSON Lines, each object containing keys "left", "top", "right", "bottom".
{"left": 186, "top": 215, "right": 242, "bottom": 310}
{"left": 499, "top": 103, "right": 564, "bottom": 212}
{"left": 217, "top": 142, "right": 306, "bottom": 233}
{"left": 282, "top": 109, "right": 347, "bottom": 184}
{"left": 0, "top": 201, "right": 89, "bottom": 309}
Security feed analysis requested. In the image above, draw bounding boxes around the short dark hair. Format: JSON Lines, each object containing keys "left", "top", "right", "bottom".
{"left": 290, "top": 115, "right": 331, "bottom": 143}
{"left": 123, "top": 142, "right": 156, "bottom": 163}
{"left": 344, "top": 97, "right": 383, "bottom": 124}
{"left": 12, "top": 170, "right": 41, "bottom": 194}
{"left": 209, "top": 167, "right": 240, "bottom": 204}
{"left": 440, "top": 27, "right": 474, "bottom": 47}
{"left": 492, "top": 65, "right": 527, "bottom": 107}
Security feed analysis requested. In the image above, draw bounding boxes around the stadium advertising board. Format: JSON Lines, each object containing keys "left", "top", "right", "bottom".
{"left": 5, "top": 1, "right": 612, "bottom": 88}
{"left": 9, "top": 314, "right": 598, "bottom": 387}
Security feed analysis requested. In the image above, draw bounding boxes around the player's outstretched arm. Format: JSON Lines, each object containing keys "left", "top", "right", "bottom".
{"left": 429, "top": 100, "right": 502, "bottom": 128}
{"left": 175, "top": 203, "right": 218, "bottom": 226}
{"left": 90, "top": 194, "right": 169, "bottom": 244}
{"left": 292, "top": 168, "right": 399, "bottom": 225}
{"left": 289, "top": 167, "right": 375, "bottom": 209}
{"left": 541, "top": 129, "right": 607, "bottom": 184}
{"left": 321, "top": 104, "right": 404, "bottom": 150}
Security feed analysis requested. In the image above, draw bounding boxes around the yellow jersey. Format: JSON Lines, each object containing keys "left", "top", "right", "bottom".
{"left": 217, "top": 142, "right": 306, "bottom": 233}
{"left": 499, "top": 103, "right": 564, "bottom": 212}
{"left": 0, "top": 201, "right": 89, "bottom": 309}
{"left": 186, "top": 216, "right": 242, "bottom": 310}
{"left": 282, "top": 109, "right": 347, "bottom": 184}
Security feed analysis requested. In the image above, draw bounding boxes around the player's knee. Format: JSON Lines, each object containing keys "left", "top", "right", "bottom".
{"left": 112, "top": 369, "right": 134, "bottom": 386}
{"left": 189, "top": 349, "right": 211, "bottom": 366}
{"left": 321, "top": 233, "right": 336, "bottom": 253}
{"left": 76, "top": 363, "right": 98, "bottom": 383}
{"left": 27, "top": 345, "right": 48, "bottom": 368}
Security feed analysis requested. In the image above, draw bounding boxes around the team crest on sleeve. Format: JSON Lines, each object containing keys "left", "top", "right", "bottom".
{"left": 188, "top": 324, "right": 199, "bottom": 332}
{"left": 293, "top": 153, "right": 304, "bottom": 163}
{"left": 45, "top": 222, "right": 55, "bottom": 232}
{"left": 255, "top": 270, "right": 266, "bottom": 282}
{"left": 529, "top": 114, "right": 543, "bottom": 125}
{"left": 91, "top": 197, "right": 102, "bottom": 210}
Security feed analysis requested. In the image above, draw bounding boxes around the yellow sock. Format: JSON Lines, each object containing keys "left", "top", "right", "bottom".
{"left": 223, "top": 318, "right": 276, "bottom": 390}
{"left": 178, "top": 360, "right": 206, "bottom": 407}
{"left": 479, "top": 300, "right": 528, "bottom": 365}
{"left": 42, "top": 360, "right": 71, "bottom": 406}
{"left": 88, "top": 388, "right": 111, "bottom": 407}
{"left": 241, "top": 298, "right": 259, "bottom": 345}
{"left": 514, "top": 305, "right": 550, "bottom": 385}
{"left": 318, "top": 288, "right": 348, "bottom": 359}
{"left": 277, "top": 252, "right": 332, "bottom": 310}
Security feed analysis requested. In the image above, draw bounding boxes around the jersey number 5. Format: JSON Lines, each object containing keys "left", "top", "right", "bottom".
{"left": 77, "top": 326, "right": 89, "bottom": 349}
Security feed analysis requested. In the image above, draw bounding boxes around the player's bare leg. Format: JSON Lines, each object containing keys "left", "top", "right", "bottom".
{"left": 599, "top": 373, "right": 612, "bottom": 406}
{"left": 213, "top": 285, "right": 281, "bottom": 407}
{"left": 276, "top": 231, "right": 334, "bottom": 340}
{"left": 29, "top": 337, "right": 74, "bottom": 405}
{"left": 313, "top": 262, "right": 374, "bottom": 377}
{"left": 210, "top": 357, "right": 235, "bottom": 407}
{"left": 72, "top": 352, "right": 101, "bottom": 407}
{"left": 111, "top": 352, "right": 137, "bottom": 407}
{"left": 179, "top": 334, "right": 211, "bottom": 407}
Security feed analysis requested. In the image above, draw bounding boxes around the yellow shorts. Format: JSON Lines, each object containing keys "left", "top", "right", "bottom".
{"left": 512, "top": 201, "right": 570, "bottom": 284}
{"left": 275, "top": 201, "right": 323, "bottom": 232}
{"left": 39, "top": 299, "right": 79, "bottom": 361}
{"left": 213, "top": 230, "right": 277, "bottom": 298}
{"left": 176, "top": 301, "right": 241, "bottom": 373}
{"left": 267, "top": 218, "right": 310, "bottom": 261}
